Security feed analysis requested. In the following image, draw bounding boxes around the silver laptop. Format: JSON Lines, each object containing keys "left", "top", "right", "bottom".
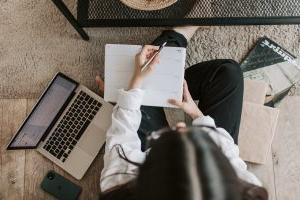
{"left": 7, "top": 72, "right": 113, "bottom": 180}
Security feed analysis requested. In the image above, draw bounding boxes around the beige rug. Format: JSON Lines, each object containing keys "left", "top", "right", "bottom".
{"left": 1, "top": 0, "right": 300, "bottom": 98}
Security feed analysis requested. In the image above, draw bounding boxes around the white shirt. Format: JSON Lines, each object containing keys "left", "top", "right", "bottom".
{"left": 100, "top": 89, "right": 262, "bottom": 192}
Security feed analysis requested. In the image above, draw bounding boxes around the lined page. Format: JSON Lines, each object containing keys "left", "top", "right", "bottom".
{"left": 104, "top": 44, "right": 186, "bottom": 107}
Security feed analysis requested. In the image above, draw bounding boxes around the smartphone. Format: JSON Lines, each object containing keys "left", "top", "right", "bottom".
{"left": 41, "top": 171, "right": 82, "bottom": 200}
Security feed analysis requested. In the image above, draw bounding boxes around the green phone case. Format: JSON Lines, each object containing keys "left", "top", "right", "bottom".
{"left": 41, "top": 171, "right": 82, "bottom": 200}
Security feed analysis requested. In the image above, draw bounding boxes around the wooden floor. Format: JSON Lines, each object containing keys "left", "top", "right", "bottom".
{"left": 1, "top": 97, "right": 300, "bottom": 200}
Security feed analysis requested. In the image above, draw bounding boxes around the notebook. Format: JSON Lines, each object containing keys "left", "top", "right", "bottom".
{"left": 238, "top": 80, "right": 279, "bottom": 164}
{"left": 104, "top": 44, "right": 186, "bottom": 107}
{"left": 238, "top": 102, "right": 279, "bottom": 164}
{"left": 243, "top": 80, "right": 268, "bottom": 105}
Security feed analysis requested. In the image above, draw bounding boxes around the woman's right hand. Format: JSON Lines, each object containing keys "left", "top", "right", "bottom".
{"left": 168, "top": 80, "right": 203, "bottom": 120}
{"left": 128, "top": 45, "right": 159, "bottom": 90}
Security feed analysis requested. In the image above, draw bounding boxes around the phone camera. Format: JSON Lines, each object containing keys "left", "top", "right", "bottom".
{"left": 47, "top": 172, "right": 55, "bottom": 180}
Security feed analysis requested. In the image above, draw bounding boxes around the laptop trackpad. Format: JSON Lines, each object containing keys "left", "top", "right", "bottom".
{"left": 77, "top": 124, "right": 106, "bottom": 157}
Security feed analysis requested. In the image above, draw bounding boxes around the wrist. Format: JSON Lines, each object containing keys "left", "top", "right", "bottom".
{"left": 189, "top": 109, "right": 203, "bottom": 120}
{"left": 128, "top": 76, "right": 143, "bottom": 90}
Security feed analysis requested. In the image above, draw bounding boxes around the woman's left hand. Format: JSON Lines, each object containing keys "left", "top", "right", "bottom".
{"left": 129, "top": 45, "right": 160, "bottom": 90}
{"left": 168, "top": 80, "right": 203, "bottom": 120}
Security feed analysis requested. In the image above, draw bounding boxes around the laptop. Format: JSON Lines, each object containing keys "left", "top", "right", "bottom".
{"left": 7, "top": 72, "right": 113, "bottom": 180}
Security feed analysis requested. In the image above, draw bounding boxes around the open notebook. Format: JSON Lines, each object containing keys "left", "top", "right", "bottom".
{"left": 104, "top": 44, "right": 186, "bottom": 107}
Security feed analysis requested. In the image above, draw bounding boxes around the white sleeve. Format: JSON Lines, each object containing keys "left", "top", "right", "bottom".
{"left": 100, "top": 89, "right": 146, "bottom": 192}
{"left": 192, "top": 116, "right": 262, "bottom": 186}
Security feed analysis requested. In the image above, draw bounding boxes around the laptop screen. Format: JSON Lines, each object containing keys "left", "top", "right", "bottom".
{"left": 8, "top": 74, "right": 78, "bottom": 149}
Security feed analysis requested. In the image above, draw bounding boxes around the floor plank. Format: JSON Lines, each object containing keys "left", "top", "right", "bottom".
{"left": 53, "top": 152, "right": 104, "bottom": 200}
{"left": 164, "top": 108, "right": 185, "bottom": 127}
{"left": 0, "top": 99, "right": 27, "bottom": 200}
{"left": 24, "top": 99, "right": 104, "bottom": 199}
{"left": 24, "top": 99, "right": 55, "bottom": 200}
{"left": 0, "top": 99, "right": 286, "bottom": 200}
{"left": 272, "top": 97, "right": 300, "bottom": 200}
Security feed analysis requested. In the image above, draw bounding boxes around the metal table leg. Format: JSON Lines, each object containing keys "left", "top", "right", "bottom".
{"left": 51, "top": 0, "right": 89, "bottom": 41}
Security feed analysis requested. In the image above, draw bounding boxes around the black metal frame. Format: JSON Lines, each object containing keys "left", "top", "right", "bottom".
{"left": 51, "top": 0, "right": 89, "bottom": 41}
{"left": 51, "top": 0, "right": 300, "bottom": 41}
{"left": 78, "top": 17, "right": 300, "bottom": 27}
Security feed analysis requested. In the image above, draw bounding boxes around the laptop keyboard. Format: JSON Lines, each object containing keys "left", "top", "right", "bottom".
{"left": 43, "top": 91, "right": 102, "bottom": 162}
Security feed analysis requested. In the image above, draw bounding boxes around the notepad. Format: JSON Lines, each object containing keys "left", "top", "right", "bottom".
{"left": 238, "top": 102, "right": 279, "bottom": 164}
{"left": 104, "top": 44, "right": 186, "bottom": 107}
{"left": 238, "top": 80, "right": 279, "bottom": 164}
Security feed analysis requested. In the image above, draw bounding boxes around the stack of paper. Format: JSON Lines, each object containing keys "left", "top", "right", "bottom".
{"left": 241, "top": 37, "right": 300, "bottom": 103}
{"left": 238, "top": 80, "right": 280, "bottom": 164}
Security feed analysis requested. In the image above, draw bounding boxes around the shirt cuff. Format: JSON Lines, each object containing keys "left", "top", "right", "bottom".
{"left": 192, "top": 115, "right": 216, "bottom": 127}
{"left": 117, "top": 88, "right": 145, "bottom": 110}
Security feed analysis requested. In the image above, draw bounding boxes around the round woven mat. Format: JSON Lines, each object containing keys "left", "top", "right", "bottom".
{"left": 120, "top": 0, "right": 177, "bottom": 11}
{"left": 96, "top": 0, "right": 197, "bottom": 19}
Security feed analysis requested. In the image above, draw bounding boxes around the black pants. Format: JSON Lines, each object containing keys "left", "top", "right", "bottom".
{"left": 138, "top": 30, "right": 244, "bottom": 151}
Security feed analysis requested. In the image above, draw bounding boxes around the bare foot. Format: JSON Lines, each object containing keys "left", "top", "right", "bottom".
{"left": 173, "top": 26, "right": 209, "bottom": 41}
{"left": 95, "top": 75, "right": 105, "bottom": 97}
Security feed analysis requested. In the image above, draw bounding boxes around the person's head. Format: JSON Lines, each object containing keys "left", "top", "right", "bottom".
{"left": 101, "top": 126, "right": 268, "bottom": 200}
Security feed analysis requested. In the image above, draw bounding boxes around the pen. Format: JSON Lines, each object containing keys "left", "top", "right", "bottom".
{"left": 141, "top": 42, "right": 167, "bottom": 72}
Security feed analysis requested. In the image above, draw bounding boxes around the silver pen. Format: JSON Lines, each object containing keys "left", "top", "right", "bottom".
{"left": 141, "top": 42, "right": 167, "bottom": 72}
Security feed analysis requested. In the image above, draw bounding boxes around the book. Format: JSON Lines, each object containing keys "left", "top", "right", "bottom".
{"left": 104, "top": 44, "right": 186, "bottom": 107}
{"left": 238, "top": 80, "right": 278, "bottom": 164}
{"left": 240, "top": 37, "right": 300, "bottom": 105}
{"left": 238, "top": 101, "right": 279, "bottom": 164}
{"left": 243, "top": 80, "right": 268, "bottom": 105}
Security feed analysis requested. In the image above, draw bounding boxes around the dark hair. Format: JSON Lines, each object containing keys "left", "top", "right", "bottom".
{"left": 100, "top": 127, "right": 268, "bottom": 200}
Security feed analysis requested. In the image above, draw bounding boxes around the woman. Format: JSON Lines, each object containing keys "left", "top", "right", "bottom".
{"left": 98, "top": 27, "right": 268, "bottom": 199}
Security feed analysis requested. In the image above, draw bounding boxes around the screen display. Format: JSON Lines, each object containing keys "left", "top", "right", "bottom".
{"left": 9, "top": 75, "right": 77, "bottom": 148}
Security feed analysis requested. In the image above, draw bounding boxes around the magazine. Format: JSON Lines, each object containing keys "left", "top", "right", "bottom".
{"left": 240, "top": 37, "right": 300, "bottom": 104}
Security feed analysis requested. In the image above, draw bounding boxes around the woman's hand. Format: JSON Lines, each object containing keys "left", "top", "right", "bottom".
{"left": 128, "top": 45, "right": 159, "bottom": 90}
{"left": 168, "top": 80, "right": 203, "bottom": 120}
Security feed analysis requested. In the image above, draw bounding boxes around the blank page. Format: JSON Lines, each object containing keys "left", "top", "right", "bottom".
{"left": 104, "top": 44, "right": 186, "bottom": 107}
